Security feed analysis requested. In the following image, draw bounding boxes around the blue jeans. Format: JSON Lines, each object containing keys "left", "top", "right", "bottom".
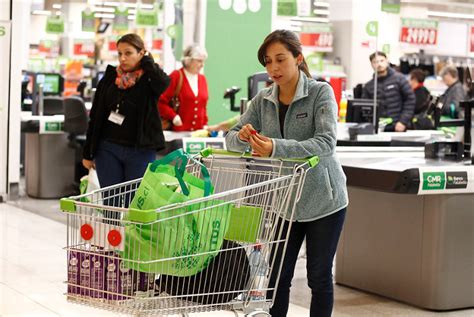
{"left": 268, "top": 209, "right": 346, "bottom": 317}
{"left": 95, "top": 140, "right": 156, "bottom": 209}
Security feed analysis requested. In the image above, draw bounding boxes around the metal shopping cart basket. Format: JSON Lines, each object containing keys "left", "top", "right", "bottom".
{"left": 59, "top": 148, "right": 319, "bottom": 316}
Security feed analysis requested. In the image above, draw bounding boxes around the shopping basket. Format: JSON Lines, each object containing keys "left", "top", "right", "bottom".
{"left": 59, "top": 148, "right": 319, "bottom": 316}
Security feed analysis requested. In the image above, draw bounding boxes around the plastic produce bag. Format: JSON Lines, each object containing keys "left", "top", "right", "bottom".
{"left": 123, "top": 149, "right": 231, "bottom": 277}
{"left": 79, "top": 168, "right": 100, "bottom": 202}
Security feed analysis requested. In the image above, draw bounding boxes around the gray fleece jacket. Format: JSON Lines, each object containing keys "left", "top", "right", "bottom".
{"left": 225, "top": 71, "right": 348, "bottom": 222}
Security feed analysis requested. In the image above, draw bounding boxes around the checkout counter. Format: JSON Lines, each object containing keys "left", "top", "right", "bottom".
{"left": 335, "top": 146, "right": 473, "bottom": 310}
{"left": 21, "top": 113, "right": 75, "bottom": 198}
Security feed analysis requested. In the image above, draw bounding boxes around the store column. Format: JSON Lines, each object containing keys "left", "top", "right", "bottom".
{"left": 330, "top": 0, "right": 401, "bottom": 89}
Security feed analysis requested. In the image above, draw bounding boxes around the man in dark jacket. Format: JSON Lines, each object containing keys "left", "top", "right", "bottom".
{"left": 362, "top": 51, "right": 415, "bottom": 132}
{"left": 439, "top": 65, "right": 466, "bottom": 118}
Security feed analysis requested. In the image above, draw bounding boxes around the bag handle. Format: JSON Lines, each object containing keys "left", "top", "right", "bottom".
{"left": 149, "top": 149, "right": 212, "bottom": 197}
{"left": 171, "top": 70, "right": 184, "bottom": 111}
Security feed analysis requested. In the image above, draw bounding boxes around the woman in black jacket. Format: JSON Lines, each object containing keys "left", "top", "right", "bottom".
{"left": 82, "top": 33, "right": 170, "bottom": 197}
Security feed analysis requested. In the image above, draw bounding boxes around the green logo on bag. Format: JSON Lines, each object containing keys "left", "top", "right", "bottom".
{"left": 422, "top": 172, "right": 445, "bottom": 190}
{"left": 136, "top": 186, "right": 150, "bottom": 209}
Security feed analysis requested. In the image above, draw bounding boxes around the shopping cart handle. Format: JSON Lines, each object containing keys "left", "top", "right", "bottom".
{"left": 199, "top": 148, "right": 320, "bottom": 168}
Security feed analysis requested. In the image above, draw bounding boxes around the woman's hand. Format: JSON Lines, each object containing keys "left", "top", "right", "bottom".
{"left": 82, "top": 159, "right": 95, "bottom": 170}
{"left": 140, "top": 53, "right": 155, "bottom": 73}
{"left": 249, "top": 133, "right": 273, "bottom": 157}
{"left": 238, "top": 124, "right": 256, "bottom": 142}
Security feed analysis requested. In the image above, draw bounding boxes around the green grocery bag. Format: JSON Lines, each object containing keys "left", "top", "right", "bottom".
{"left": 224, "top": 205, "right": 263, "bottom": 243}
{"left": 123, "top": 149, "right": 231, "bottom": 277}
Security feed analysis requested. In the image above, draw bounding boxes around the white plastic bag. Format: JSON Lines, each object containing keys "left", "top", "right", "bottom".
{"left": 80, "top": 168, "right": 100, "bottom": 196}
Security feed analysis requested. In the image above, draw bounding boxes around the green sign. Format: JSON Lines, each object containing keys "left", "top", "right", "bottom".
{"left": 185, "top": 142, "right": 205, "bottom": 154}
{"left": 401, "top": 18, "right": 438, "bottom": 29}
{"left": 382, "top": 44, "right": 391, "bottom": 54}
{"left": 306, "top": 52, "right": 324, "bottom": 72}
{"left": 0, "top": 26, "right": 5, "bottom": 37}
{"left": 277, "top": 0, "right": 297, "bottom": 16}
{"left": 113, "top": 7, "right": 129, "bottom": 31}
{"left": 422, "top": 172, "right": 445, "bottom": 190}
{"left": 301, "top": 24, "right": 332, "bottom": 33}
{"left": 82, "top": 9, "right": 95, "bottom": 32}
{"left": 366, "top": 21, "right": 379, "bottom": 37}
{"left": 381, "top": 0, "right": 401, "bottom": 14}
{"left": 46, "top": 16, "right": 64, "bottom": 34}
{"left": 45, "top": 122, "right": 62, "bottom": 132}
{"left": 205, "top": 0, "right": 271, "bottom": 124}
{"left": 136, "top": 5, "right": 158, "bottom": 27}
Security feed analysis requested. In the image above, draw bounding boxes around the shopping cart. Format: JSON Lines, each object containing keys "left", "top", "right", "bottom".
{"left": 59, "top": 148, "right": 319, "bottom": 316}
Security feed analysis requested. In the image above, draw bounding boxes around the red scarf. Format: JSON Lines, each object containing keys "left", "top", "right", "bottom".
{"left": 115, "top": 66, "right": 144, "bottom": 89}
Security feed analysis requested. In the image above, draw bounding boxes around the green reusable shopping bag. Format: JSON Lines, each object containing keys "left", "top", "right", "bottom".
{"left": 224, "top": 205, "right": 263, "bottom": 243}
{"left": 123, "top": 149, "right": 231, "bottom": 277}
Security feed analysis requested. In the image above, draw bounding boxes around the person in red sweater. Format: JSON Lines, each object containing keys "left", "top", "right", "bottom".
{"left": 158, "top": 45, "right": 209, "bottom": 131}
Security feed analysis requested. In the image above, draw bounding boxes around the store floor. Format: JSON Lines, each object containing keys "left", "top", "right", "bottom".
{"left": 2, "top": 200, "right": 473, "bottom": 317}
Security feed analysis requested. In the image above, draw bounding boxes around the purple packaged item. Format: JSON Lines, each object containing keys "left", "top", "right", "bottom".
{"left": 106, "top": 255, "right": 135, "bottom": 300}
{"left": 67, "top": 250, "right": 80, "bottom": 295}
{"left": 79, "top": 252, "right": 92, "bottom": 297}
{"left": 90, "top": 251, "right": 110, "bottom": 298}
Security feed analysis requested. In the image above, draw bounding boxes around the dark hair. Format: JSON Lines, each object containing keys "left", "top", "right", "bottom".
{"left": 409, "top": 68, "right": 427, "bottom": 83}
{"left": 369, "top": 51, "right": 387, "bottom": 62}
{"left": 257, "top": 30, "right": 311, "bottom": 78}
{"left": 117, "top": 33, "right": 145, "bottom": 52}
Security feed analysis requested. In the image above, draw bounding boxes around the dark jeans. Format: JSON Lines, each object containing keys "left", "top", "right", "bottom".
{"left": 268, "top": 208, "right": 346, "bottom": 317}
{"left": 95, "top": 140, "right": 156, "bottom": 209}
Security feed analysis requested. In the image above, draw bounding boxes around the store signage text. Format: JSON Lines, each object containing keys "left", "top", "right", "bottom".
{"left": 400, "top": 18, "right": 438, "bottom": 46}
{"left": 422, "top": 171, "right": 469, "bottom": 190}
{"left": 422, "top": 172, "right": 445, "bottom": 190}
{"left": 300, "top": 25, "right": 333, "bottom": 52}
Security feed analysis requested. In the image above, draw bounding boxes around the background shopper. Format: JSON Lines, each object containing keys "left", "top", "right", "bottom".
{"left": 158, "top": 44, "right": 209, "bottom": 131}
{"left": 82, "top": 33, "right": 170, "bottom": 194}
{"left": 362, "top": 51, "right": 415, "bottom": 132}
{"left": 439, "top": 65, "right": 466, "bottom": 118}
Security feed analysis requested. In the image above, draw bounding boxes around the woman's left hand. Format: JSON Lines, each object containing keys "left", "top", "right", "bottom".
{"left": 140, "top": 54, "right": 155, "bottom": 72}
{"left": 249, "top": 133, "right": 273, "bottom": 157}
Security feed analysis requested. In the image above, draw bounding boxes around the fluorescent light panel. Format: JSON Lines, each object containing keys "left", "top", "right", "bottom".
{"left": 52, "top": 4, "right": 62, "bottom": 9}
{"left": 313, "top": 1, "right": 330, "bottom": 8}
{"left": 32, "top": 10, "right": 51, "bottom": 15}
{"left": 427, "top": 10, "right": 474, "bottom": 20}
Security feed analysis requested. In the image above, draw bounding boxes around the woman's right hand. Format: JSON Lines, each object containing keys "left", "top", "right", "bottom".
{"left": 238, "top": 124, "right": 256, "bottom": 142}
{"left": 82, "top": 159, "right": 95, "bottom": 170}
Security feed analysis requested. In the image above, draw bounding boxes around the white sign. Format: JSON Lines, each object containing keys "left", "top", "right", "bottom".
{"left": 418, "top": 166, "right": 474, "bottom": 195}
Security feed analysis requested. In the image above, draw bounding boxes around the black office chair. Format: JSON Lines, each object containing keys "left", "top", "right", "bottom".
{"left": 64, "top": 96, "right": 89, "bottom": 187}
{"left": 43, "top": 96, "right": 64, "bottom": 115}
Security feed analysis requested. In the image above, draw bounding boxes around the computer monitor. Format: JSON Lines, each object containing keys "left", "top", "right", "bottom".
{"left": 346, "top": 98, "right": 377, "bottom": 123}
{"left": 35, "top": 73, "right": 64, "bottom": 96}
{"left": 92, "top": 71, "right": 105, "bottom": 88}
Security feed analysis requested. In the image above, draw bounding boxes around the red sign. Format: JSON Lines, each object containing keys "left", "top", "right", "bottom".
{"left": 470, "top": 26, "right": 474, "bottom": 53}
{"left": 300, "top": 32, "right": 333, "bottom": 51}
{"left": 400, "top": 27, "right": 437, "bottom": 45}
{"left": 152, "top": 39, "right": 163, "bottom": 50}
{"left": 73, "top": 40, "right": 95, "bottom": 57}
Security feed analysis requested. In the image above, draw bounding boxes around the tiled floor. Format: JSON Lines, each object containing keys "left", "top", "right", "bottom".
{"left": 1, "top": 201, "right": 473, "bottom": 316}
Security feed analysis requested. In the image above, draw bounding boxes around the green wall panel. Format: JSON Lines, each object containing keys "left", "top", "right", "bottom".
{"left": 204, "top": 0, "right": 271, "bottom": 124}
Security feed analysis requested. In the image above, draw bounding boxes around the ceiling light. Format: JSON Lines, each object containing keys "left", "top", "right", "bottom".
{"left": 313, "top": 9, "right": 329, "bottom": 15}
{"left": 94, "top": 12, "right": 114, "bottom": 19}
{"left": 32, "top": 10, "right": 52, "bottom": 15}
{"left": 52, "top": 4, "right": 62, "bottom": 9}
{"left": 92, "top": 6, "right": 115, "bottom": 13}
{"left": 313, "top": 1, "right": 330, "bottom": 8}
{"left": 427, "top": 10, "right": 474, "bottom": 20}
